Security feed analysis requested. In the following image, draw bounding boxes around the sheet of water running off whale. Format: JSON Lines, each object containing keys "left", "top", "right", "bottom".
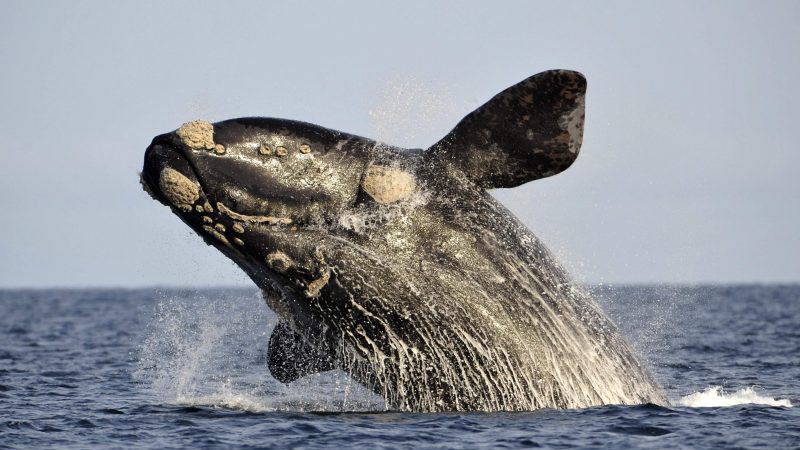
{"left": 140, "top": 70, "right": 668, "bottom": 412}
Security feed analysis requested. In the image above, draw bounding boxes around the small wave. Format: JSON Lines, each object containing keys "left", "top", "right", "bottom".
{"left": 679, "top": 386, "right": 792, "bottom": 408}
{"left": 172, "top": 377, "right": 385, "bottom": 413}
{"left": 175, "top": 387, "right": 273, "bottom": 413}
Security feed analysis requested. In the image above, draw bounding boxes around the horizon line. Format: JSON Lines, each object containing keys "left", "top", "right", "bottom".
{"left": 1, "top": 281, "right": 798, "bottom": 291}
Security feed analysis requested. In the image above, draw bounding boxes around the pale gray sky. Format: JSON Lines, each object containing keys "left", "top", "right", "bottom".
{"left": 1, "top": 1, "right": 798, "bottom": 287}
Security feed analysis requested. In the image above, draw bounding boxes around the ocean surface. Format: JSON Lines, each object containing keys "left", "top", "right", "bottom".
{"left": 0, "top": 285, "right": 797, "bottom": 449}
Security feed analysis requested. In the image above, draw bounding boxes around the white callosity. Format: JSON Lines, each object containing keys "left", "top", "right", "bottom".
{"left": 216, "top": 202, "right": 292, "bottom": 226}
{"left": 304, "top": 269, "right": 331, "bottom": 298}
{"left": 362, "top": 165, "right": 417, "bottom": 204}
{"left": 266, "top": 251, "right": 294, "bottom": 273}
{"left": 177, "top": 120, "right": 215, "bottom": 150}
{"left": 177, "top": 120, "right": 225, "bottom": 154}
{"left": 158, "top": 168, "right": 199, "bottom": 211}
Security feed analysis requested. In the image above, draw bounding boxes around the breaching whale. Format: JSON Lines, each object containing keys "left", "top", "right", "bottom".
{"left": 141, "top": 70, "right": 667, "bottom": 411}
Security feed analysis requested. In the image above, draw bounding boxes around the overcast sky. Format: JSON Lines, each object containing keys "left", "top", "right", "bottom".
{"left": 1, "top": 1, "right": 797, "bottom": 287}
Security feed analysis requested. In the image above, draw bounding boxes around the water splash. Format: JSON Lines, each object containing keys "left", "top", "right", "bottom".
{"left": 368, "top": 76, "right": 458, "bottom": 149}
{"left": 592, "top": 285, "right": 698, "bottom": 366}
{"left": 133, "top": 290, "right": 267, "bottom": 401}
{"left": 679, "top": 386, "right": 793, "bottom": 408}
{"left": 133, "top": 290, "right": 383, "bottom": 412}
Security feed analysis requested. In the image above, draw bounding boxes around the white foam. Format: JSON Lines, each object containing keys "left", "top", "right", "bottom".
{"left": 679, "top": 386, "right": 793, "bottom": 408}
{"left": 133, "top": 291, "right": 385, "bottom": 413}
{"left": 175, "top": 381, "right": 274, "bottom": 412}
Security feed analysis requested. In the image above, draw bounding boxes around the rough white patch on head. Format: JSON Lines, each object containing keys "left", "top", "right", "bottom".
{"left": 158, "top": 167, "right": 199, "bottom": 211}
{"left": 177, "top": 120, "right": 216, "bottom": 150}
{"left": 266, "top": 251, "right": 293, "bottom": 273}
{"left": 202, "top": 225, "right": 231, "bottom": 247}
{"left": 216, "top": 202, "right": 292, "bottom": 225}
{"left": 362, "top": 165, "right": 416, "bottom": 204}
{"left": 558, "top": 94, "right": 585, "bottom": 154}
{"left": 305, "top": 268, "right": 330, "bottom": 298}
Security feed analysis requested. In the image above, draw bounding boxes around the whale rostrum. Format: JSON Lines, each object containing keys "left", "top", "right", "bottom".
{"left": 141, "top": 70, "right": 668, "bottom": 411}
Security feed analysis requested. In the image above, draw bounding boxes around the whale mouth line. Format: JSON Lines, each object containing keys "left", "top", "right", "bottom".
{"left": 216, "top": 201, "right": 293, "bottom": 227}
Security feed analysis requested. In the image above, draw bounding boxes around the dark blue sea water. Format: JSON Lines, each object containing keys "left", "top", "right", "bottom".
{"left": 1, "top": 285, "right": 797, "bottom": 449}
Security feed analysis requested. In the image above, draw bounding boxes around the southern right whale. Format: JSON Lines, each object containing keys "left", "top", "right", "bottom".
{"left": 141, "top": 69, "right": 668, "bottom": 411}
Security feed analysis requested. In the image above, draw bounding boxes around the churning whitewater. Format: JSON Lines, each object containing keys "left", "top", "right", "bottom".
{"left": 140, "top": 70, "right": 667, "bottom": 411}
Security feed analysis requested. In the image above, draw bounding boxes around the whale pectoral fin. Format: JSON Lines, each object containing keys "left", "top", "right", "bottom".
{"left": 267, "top": 320, "right": 336, "bottom": 383}
{"left": 428, "top": 70, "right": 586, "bottom": 189}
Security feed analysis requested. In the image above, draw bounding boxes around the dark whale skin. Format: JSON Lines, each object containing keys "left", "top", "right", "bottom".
{"left": 141, "top": 70, "right": 668, "bottom": 411}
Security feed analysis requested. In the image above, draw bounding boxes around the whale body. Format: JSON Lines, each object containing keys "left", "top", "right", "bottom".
{"left": 141, "top": 70, "right": 667, "bottom": 411}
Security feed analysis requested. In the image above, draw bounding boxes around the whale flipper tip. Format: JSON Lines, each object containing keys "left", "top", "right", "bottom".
{"left": 429, "top": 70, "right": 586, "bottom": 189}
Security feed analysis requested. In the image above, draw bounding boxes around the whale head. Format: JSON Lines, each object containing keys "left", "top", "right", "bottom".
{"left": 140, "top": 117, "right": 399, "bottom": 318}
